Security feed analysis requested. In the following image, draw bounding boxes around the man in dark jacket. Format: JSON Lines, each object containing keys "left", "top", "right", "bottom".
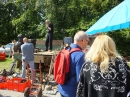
{"left": 44, "top": 20, "right": 54, "bottom": 51}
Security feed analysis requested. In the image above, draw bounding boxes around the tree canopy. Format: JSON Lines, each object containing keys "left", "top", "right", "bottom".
{"left": 0, "top": 0, "right": 129, "bottom": 55}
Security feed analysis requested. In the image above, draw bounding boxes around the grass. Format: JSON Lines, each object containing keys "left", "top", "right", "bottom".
{"left": 0, "top": 57, "right": 21, "bottom": 73}
{"left": 0, "top": 58, "right": 13, "bottom": 70}
{"left": 127, "top": 62, "right": 130, "bottom": 67}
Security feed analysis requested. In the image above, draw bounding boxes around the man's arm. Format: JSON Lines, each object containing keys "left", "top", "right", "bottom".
{"left": 48, "top": 24, "right": 53, "bottom": 31}
{"left": 46, "top": 23, "right": 51, "bottom": 30}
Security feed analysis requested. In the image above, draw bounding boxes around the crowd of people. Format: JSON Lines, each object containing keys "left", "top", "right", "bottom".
{"left": 20, "top": 19, "right": 130, "bottom": 97}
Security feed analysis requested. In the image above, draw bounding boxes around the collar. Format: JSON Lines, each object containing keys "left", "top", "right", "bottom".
{"left": 70, "top": 43, "right": 82, "bottom": 50}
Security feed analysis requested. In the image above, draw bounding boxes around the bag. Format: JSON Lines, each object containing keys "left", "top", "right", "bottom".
{"left": 54, "top": 47, "right": 81, "bottom": 85}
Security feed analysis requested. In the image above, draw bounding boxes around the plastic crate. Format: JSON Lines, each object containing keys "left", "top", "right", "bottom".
{"left": 18, "top": 79, "right": 31, "bottom": 92}
{"left": 0, "top": 82, "right": 7, "bottom": 89}
{"left": 18, "top": 81, "right": 27, "bottom": 92}
{"left": 7, "top": 77, "right": 31, "bottom": 92}
{"left": 7, "top": 78, "right": 22, "bottom": 91}
{"left": 13, "top": 78, "right": 22, "bottom": 91}
{"left": 7, "top": 80, "right": 13, "bottom": 90}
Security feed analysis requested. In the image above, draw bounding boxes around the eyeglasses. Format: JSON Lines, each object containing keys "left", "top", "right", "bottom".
{"left": 84, "top": 38, "right": 90, "bottom": 44}
{"left": 85, "top": 39, "right": 88, "bottom": 41}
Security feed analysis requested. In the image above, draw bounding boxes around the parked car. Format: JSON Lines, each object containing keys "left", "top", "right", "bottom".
{"left": 0, "top": 43, "right": 14, "bottom": 56}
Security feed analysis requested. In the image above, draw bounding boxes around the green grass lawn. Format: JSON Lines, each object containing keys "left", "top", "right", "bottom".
{"left": 0, "top": 58, "right": 44, "bottom": 77}
{"left": 0, "top": 58, "right": 22, "bottom": 74}
{"left": 127, "top": 62, "right": 130, "bottom": 67}
{"left": 0, "top": 58, "right": 13, "bottom": 70}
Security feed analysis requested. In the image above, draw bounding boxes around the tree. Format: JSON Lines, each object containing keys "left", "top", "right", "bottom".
{"left": 12, "top": 0, "right": 44, "bottom": 39}
{"left": 44, "top": 0, "right": 120, "bottom": 39}
{"left": 43, "top": 0, "right": 130, "bottom": 56}
{"left": 0, "top": 0, "right": 130, "bottom": 56}
{"left": 0, "top": 0, "right": 18, "bottom": 44}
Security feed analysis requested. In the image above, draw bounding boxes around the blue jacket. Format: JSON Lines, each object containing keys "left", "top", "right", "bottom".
{"left": 58, "top": 43, "right": 85, "bottom": 97}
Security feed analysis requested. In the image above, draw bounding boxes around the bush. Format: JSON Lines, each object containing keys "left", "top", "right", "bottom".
{"left": 108, "top": 29, "right": 130, "bottom": 56}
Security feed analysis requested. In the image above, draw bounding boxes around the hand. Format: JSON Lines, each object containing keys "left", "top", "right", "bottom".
{"left": 46, "top": 24, "right": 48, "bottom": 27}
{"left": 47, "top": 26, "right": 51, "bottom": 30}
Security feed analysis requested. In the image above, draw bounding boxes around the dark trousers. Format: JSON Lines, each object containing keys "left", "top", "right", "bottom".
{"left": 45, "top": 33, "right": 53, "bottom": 50}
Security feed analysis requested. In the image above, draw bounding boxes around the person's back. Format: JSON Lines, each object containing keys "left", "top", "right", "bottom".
{"left": 21, "top": 37, "right": 35, "bottom": 82}
{"left": 58, "top": 31, "right": 89, "bottom": 97}
{"left": 76, "top": 35, "right": 130, "bottom": 97}
{"left": 77, "top": 58, "right": 130, "bottom": 97}
{"left": 58, "top": 45, "right": 85, "bottom": 97}
{"left": 21, "top": 42, "right": 34, "bottom": 61}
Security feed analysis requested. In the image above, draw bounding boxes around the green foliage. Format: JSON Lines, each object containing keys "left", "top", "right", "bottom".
{"left": 0, "top": 1, "right": 18, "bottom": 44}
{"left": 11, "top": 0, "right": 44, "bottom": 38}
{"left": 108, "top": 29, "right": 130, "bottom": 56}
{"left": 44, "top": 0, "right": 121, "bottom": 40}
{"left": 0, "top": 0, "right": 45, "bottom": 44}
{"left": 0, "top": 0, "right": 130, "bottom": 56}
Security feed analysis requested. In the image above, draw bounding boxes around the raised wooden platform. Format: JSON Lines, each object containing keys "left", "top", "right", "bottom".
{"left": 13, "top": 51, "right": 58, "bottom": 73}
{"left": 36, "top": 40, "right": 63, "bottom": 46}
{"left": 13, "top": 51, "right": 58, "bottom": 62}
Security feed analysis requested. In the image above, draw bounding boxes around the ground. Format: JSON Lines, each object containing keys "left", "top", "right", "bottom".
{"left": 0, "top": 57, "right": 60, "bottom": 97}
{"left": 0, "top": 89, "right": 60, "bottom": 97}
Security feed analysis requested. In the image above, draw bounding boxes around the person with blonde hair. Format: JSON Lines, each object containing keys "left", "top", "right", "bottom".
{"left": 76, "top": 35, "right": 130, "bottom": 97}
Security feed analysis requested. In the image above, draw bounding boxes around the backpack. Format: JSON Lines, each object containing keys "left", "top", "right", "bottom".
{"left": 54, "top": 47, "right": 81, "bottom": 85}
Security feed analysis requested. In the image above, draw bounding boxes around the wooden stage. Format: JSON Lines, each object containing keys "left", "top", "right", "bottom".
{"left": 13, "top": 51, "right": 58, "bottom": 61}
{"left": 13, "top": 51, "right": 59, "bottom": 75}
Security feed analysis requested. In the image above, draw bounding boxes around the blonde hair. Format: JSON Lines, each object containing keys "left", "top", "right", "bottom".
{"left": 85, "top": 35, "right": 121, "bottom": 73}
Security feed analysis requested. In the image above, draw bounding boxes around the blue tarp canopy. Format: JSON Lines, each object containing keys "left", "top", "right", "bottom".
{"left": 86, "top": 0, "right": 130, "bottom": 35}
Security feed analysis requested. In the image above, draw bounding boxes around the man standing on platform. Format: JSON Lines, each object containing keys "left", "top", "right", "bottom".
{"left": 44, "top": 20, "right": 54, "bottom": 52}
{"left": 21, "top": 37, "right": 36, "bottom": 83}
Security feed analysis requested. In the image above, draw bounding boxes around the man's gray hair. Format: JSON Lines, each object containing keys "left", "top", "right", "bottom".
{"left": 74, "top": 31, "right": 89, "bottom": 41}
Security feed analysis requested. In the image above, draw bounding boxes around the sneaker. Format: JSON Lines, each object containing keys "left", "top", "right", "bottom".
{"left": 48, "top": 50, "right": 52, "bottom": 52}
{"left": 44, "top": 49, "right": 48, "bottom": 51}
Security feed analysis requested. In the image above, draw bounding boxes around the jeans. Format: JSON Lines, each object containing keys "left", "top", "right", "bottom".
{"left": 22, "top": 61, "right": 35, "bottom": 82}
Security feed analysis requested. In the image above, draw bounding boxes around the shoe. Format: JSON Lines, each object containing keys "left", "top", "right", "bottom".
{"left": 44, "top": 49, "right": 48, "bottom": 51}
{"left": 48, "top": 50, "right": 52, "bottom": 52}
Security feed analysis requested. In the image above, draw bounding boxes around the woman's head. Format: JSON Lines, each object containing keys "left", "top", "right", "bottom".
{"left": 85, "top": 35, "right": 120, "bottom": 73}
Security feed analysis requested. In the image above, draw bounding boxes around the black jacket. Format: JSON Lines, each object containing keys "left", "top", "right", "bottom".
{"left": 76, "top": 58, "right": 130, "bottom": 97}
{"left": 48, "top": 24, "right": 53, "bottom": 34}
